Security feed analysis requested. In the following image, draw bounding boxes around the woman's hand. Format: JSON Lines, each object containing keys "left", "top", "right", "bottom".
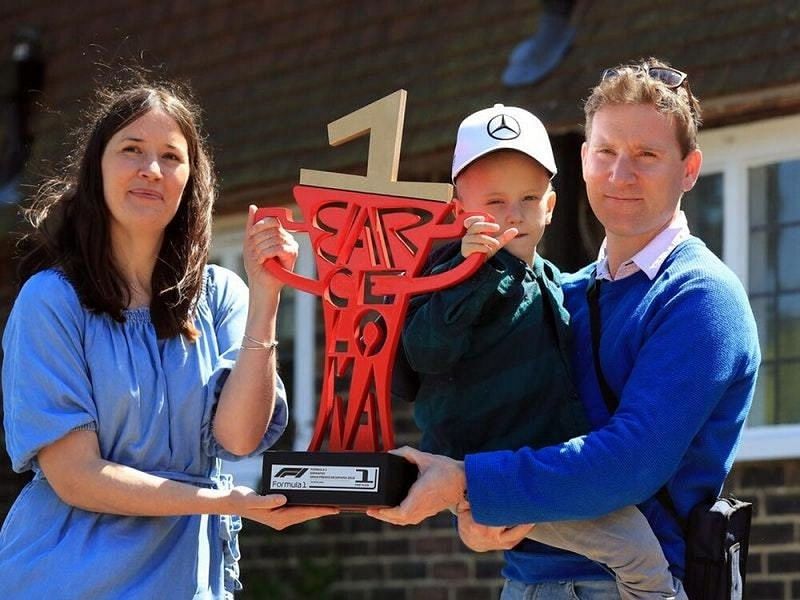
{"left": 243, "top": 204, "right": 299, "bottom": 296}
{"left": 228, "top": 486, "right": 339, "bottom": 530}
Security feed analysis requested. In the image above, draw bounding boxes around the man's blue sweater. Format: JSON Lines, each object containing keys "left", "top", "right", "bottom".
{"left": 464, "top": 237, "right": 761, "bottom": 583}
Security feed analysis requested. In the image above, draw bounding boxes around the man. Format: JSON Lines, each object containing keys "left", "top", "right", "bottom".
{"left": 369, "top": 58, "right": 761, "bottom": 599}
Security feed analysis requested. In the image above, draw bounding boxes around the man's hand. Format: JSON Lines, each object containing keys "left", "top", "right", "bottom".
{"left": 456, "top": 503, "right": 534, "bottom": 552}
{"left": 366, "top": 446, "right": 465, "bottom": 525}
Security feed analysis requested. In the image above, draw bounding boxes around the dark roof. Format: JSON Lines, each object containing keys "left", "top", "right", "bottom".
{"left": 3, "top": 0, "right": 800, "bottom": 210}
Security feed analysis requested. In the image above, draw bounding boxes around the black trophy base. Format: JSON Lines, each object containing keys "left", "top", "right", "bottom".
{"left": 260, "top": 451, "right": 418, "bottom": 509}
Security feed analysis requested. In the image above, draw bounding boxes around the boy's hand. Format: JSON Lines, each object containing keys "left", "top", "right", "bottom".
{"left": 460, "top": 215, "right": 518, "bottom": 259}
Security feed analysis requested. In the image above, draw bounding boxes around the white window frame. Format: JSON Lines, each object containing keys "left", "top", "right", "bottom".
{"left": 210, "top": 213, "right": 247, "bottom": 273}
{"left": 697, "top": 113, "right": 800, "bottom": 461}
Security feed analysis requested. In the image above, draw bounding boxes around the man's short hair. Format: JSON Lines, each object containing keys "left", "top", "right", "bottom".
{"left": 583, "top": 57, "right": 702, "bottom": 157}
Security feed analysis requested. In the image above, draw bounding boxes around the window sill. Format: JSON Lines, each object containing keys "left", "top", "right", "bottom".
{"left": 736, "top": 424, "right": 800, "bottom": 461}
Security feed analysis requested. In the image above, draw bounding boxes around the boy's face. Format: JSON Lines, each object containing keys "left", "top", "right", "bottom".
{"left": 454, "top": 151, "right": 556, "bottom": 263}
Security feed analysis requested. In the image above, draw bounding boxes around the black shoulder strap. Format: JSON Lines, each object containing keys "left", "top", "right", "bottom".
{"left": 586, "top": 274, "right": 686, "bottom": 531}
{"left": 586, "top": 277, "right": 616, "bottom": 414}
{"left": 538, "top": 264, "right": 573, "bottom": 367}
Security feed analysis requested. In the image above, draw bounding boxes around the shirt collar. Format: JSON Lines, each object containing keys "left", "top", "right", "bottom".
{"left": 596, "top": 211, "right": 691, "bottom": 281}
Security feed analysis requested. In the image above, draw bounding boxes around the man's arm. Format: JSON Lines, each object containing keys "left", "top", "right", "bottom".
{"left": 372, "top": 271, "right": 759, "bottom": 527}
{"left": 466, "top": 274, "right": 760, "bottom": 525}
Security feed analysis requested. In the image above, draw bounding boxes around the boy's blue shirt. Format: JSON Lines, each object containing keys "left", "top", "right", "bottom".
{"left": 464, "top": 237, "right": 761, "bottom": 582}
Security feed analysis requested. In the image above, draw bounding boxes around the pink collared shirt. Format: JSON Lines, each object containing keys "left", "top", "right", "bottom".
{"left": 595, "top": 211, "right": 691, "bottom": 281}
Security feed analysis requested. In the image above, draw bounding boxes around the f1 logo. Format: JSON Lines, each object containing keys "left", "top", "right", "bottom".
{"left": 274, "top": 467, "right": 309, "bottom": 478}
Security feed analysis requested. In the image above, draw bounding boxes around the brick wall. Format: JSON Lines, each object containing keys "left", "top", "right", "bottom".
{"left": 238, "top": 509, "right": 504, "bottom": 600}
{"left": 726, "top": 461, "right": 800, "bottom": 599}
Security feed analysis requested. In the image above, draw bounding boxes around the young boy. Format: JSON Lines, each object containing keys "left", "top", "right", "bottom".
{"left": 399, "top": 104, "right": 686, "bottom": 600}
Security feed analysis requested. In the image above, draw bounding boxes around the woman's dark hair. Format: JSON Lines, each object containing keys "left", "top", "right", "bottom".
{"left": 17, "top": 80, "right": 216, "bottom": 340}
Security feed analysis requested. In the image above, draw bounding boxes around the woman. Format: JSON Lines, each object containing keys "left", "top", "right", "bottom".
{"left": 0, "top": 81, "right": 336, "bottom": 598}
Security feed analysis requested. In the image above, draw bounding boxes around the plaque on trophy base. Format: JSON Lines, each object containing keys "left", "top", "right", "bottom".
{"left": 261, "top": 452, "right": 418, "bottom": 508}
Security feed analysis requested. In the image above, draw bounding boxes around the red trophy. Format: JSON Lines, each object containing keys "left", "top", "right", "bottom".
{"left": 259, "top": 91, "right": 483, "bottom": 508}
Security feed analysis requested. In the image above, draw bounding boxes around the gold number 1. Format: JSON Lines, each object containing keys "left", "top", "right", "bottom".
{"left": 300, "top": 90, "right": 453, "bottom": 202}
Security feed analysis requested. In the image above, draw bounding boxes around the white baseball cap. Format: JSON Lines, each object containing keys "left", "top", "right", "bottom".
{"left": 451, "top": 104, "right": 557, "bottom": 182}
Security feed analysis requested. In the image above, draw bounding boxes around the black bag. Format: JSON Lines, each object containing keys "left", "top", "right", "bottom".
{"left": 587, "top": 277, "right": 753, "bottom": 599}
{"left": 683, "top": 497, "right": 752, "bottom": 600}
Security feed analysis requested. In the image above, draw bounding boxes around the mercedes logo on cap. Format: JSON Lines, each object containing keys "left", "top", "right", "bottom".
{"left": 487, "top": 114, "right": 521, "bottom": 140}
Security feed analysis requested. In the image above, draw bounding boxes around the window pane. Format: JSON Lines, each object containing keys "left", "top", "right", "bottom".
{"left": 683, "top": 173, "right": 723, "bottom": 258}
{"left": 748, "top": 160, "right": 800, "bottom": 427}
{"left": 778, "top": 225, "right": 800, "bottom": 289}
{"left": 749, "top": 166, "right": 769, "bottom": 228}
{"left": 777, "top": 360, "right": 800, "bottom": 424}
{"left": 748, "top": 362, "right": 774, "bottom": 427}
{"left": 778, "top": 293, "right": 800, "bottom": 359}
{"left": 750, "top": 160, "right": 800, "bottom": 226}
{"left": 776, "top": 160, "right": 800, "bottom": 224}
{"left": 748, "top": 230, "right": 776, "bottom": 295}
{"left": 750, "top": 296, "right": 776, "bottom": 361}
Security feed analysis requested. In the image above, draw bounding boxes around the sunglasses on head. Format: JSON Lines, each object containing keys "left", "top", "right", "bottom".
{"left": 601, "top": 65, "right": 688, "bottom": 89}
{"left": 601, "top": 64, "right": 698, "bottom": 120}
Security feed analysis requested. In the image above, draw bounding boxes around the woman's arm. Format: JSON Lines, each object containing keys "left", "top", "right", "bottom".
{"left": 38, "top": 429, "right": 336, "bottom": 528}
{"left": 212, "top": 206, "right": 298, "bottom": 456}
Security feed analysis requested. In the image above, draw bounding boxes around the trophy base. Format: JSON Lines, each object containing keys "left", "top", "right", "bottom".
{"left": 260, "top": 451, "right": 418, "bottom": 509}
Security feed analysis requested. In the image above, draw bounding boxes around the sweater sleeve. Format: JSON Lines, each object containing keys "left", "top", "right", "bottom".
{"left": 402, "top": 248, "right": 526, "bottom": 374}
{"left": 465, "top": 268, "right": 760, "bottom": 525}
